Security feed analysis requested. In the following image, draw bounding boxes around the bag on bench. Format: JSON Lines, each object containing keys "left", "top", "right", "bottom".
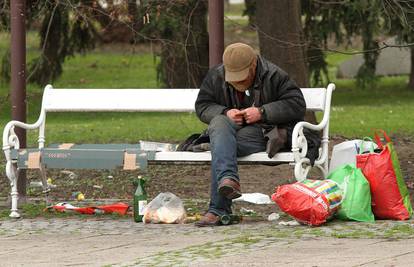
{"left": 177, "top": 130, "right": 210, "bottom": 152}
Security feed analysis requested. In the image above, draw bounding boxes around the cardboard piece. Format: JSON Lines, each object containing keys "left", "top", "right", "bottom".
{"left": 58, "top": 143, "right": 75, "bottom": 149}
{"left": 123, "top": 152, "right": 137, "bottom": 170}
{"left": 28, "top": 151, "right": 41, "bottom": 169}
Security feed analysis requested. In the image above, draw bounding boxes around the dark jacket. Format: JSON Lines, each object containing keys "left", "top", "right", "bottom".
{"left": 195, "top": 56, "right": 306, "bottom": 137}
{"left": 193, "top": 56, "right": 321, "bottom": 163}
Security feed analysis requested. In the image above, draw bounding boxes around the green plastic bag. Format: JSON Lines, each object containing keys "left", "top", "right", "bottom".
{"left": 328, "top": 164, "right": 375, "bottom": 222}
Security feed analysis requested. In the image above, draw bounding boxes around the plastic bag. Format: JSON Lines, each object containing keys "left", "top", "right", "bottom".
{"left": 329, "top": 139, "right": 378, "bottom": 172}
{"left": 272, "top": 179, "right": 342, "bottom": 226}
{"left": 233, "top": 193, "right": 273, "bottom": 204}
{"left": 328, "top": 164, "right": 375, "bottom": 222}
{"left": 46, "top": 202, "right": 129, "bottom": 215}
{"left": 356, "top": 131, "right": 412, "bottom": 220}
{"left": 143, "top": 192, "right": 186, "bottom": 224}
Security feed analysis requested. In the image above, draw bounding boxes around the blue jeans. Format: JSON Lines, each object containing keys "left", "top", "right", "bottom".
{"left": 207, "top": 115, "right": 266, "bottom": 216}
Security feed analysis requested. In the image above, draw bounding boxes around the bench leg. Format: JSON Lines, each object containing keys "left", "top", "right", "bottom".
{"left": 294, "top": 158, "right": 311, "bottom": 182}
{"left": 294, "top": 159, "right": 329, "bottom": 181}
{"left": 39, "top": 164, "right": 51, "bottom": 205}
{"left": 315, "top": 163, "right": 328, "bottom": 178}
{"left": 6, "top": 161, "right": 21, "bottom": 218}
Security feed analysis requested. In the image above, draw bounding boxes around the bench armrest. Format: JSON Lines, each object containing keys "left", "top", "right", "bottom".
{"left": 2, "top": 111, "right": 46, "bottom": 153}
{"left": 291, "top": 83, "right": 335, "bottom": 180}
{"left": 291, "top": 122, "right": 315, "bottom": 163}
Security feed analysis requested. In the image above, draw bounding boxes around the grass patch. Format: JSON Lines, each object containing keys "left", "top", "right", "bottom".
{"left": 1, "top": 29, "right": 414, "bottom": 145}
{"left": 25, "top": 112, "right": 205, "bottom": 145}
{"left": 327, "top": 76, "right": 414, "bottom": 137}
{"left": 0, "top": 202, "right": 130, "bottom": 220}
{"left": 225, "top": 3, "right": 246, "bottom": 17}
{"left": 0, "top": 203, "right": 54, "bottom": 219}
{"left": 330, "top": 229, "right": 376, "bottom": 239}
{"left": 384, "top": 223, "right": 414, "bottom": 238}
{"left": 0, "top": 207, "right": 10, "bottom": 219}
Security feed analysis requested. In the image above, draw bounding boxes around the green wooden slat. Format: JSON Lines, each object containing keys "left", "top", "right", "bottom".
{"left": 43, "top": 149, "right": 125, "bottom": 169}
{"left": 11, "top": 148, "right": 153, "bottom": 170}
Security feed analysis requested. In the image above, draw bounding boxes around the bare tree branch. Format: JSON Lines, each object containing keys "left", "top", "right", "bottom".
{"left": 326, "top": 41, "right": 414, "bottom": 55}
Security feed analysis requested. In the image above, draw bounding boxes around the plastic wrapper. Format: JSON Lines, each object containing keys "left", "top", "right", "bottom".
{"left": 143, "top": 192, "right": 186, "bottom": 224}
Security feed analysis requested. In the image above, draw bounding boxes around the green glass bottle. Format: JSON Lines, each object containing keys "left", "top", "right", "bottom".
{"left": 220, "top": 214, "right": 242, "bottom": 225}
{"left": 133, "top": 176, "right": 147, "bottom": 223}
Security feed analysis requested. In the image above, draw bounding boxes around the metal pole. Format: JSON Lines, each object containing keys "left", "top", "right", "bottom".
{"left": 208, "top": 0, "right": 224, "bottom": 68}
{"left": 11, "top": 0, "right": 27, "bottom": 198}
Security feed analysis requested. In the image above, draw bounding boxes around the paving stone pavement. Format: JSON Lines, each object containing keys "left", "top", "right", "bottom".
{"left": 1, "top": 218, "right": 414, "bottom": 266}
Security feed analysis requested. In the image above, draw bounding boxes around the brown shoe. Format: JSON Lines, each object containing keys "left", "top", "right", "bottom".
{"left": 218, "top": 178, "right": 242, "bottom": 200}
{"left": 195, "top": 212, "right": 220, "bottom": 227}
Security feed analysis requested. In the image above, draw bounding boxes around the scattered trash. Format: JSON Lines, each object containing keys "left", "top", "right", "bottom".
{"left": 267, "top": 212, "right": 280, "bottom": 221}
{"left": 29, "top": 179, "right": 56, "bottom": 189}
{"left": 133, "top": 177, "right": 147, "bottom": 223}
{"left": 45, "top": 202, "right": 129, "bottom": 215}
{"left": 240, "top": 207, "right": 256, "bottom": 216}
{"left": 93, "top": 185, "right": 103, "bottom": 189}
{"left": 107, "top": 175, "right": 114, "bottom": 179}
{"left": 185, "top": 214, "right": 202, "bottom": 223}
{"left": 29, "top": 181, "right": 43, "bottom": 188}
{"left": 139, "top": 141, "right": 178, "bottom": 152}
{"left": 60, "top": 170, "right": 77, "bottom": 179}
{"left": 233, "top": 193, "right": 273, "bottom": 204}
{"left": 278, "top": 220, "right": 300, "bottom": 226}
{"left": 47, "top": 178, "right": 57, "bottom": 188}
{"left": 77, "top": 193, "right": 85, "bottom": 201}
{"left": 72, "top": 191, "right": 85, "bottom": 201}
{"left": 220, "top": 214, "right": 242, "bottom": 225}
{"left": 143, "top": 192, "right": 186, "bottom": 224}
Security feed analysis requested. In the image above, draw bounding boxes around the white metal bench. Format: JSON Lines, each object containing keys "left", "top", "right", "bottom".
{"left": 3, "top": 83, "right": 335, "bottom": 217}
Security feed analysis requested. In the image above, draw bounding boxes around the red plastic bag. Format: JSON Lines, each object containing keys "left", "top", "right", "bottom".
{"left": 272, "top": 179, "right": 342, "bottom": 226}
{"left": 46, "top": 202, "right": 130, "bottom": 215}
{"left": 356, "top": 131, "right": 412, "bottom": 220}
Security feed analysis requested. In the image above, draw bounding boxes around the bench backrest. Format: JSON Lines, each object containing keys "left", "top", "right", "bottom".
{"left": 41, "top": 85, "right": 328, "bottom": 113}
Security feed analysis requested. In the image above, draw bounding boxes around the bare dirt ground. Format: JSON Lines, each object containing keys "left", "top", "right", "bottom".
{"left": 1, "top": 135, "right": 414, "bottom": 267}
{"left": 1, "top": 134, "right": 414, "bottom": 218}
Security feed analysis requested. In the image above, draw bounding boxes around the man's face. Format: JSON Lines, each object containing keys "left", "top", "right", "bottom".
{"left": 229, "top": 61, "right": 256, "bottom": 92}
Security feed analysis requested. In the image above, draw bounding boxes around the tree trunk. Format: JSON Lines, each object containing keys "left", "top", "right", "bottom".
{"left": 256, "top": 0, "right": 308, "bottom": 86}
{"left": 409, "top": 47, "right": 414, "bottom": 90}
{"left": 256, "top": 0, "right": 316, "bottom": 123}
{"left": 160, "top": 0, "right": 209, "bottom": 88}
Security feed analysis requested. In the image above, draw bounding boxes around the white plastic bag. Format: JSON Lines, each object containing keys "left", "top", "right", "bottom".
{"left": 233, "top": 193, "right": 273, "bottom": 204}
{"left": 329, "top": 139, "right": 378, "bottom": 173}
{"left": 143, "top": 192, "right": 186, "bottom": 224}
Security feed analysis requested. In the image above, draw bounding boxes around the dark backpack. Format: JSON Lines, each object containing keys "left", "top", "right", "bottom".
{"left": 177, "top": 130, "right": 210, "bottom": 152}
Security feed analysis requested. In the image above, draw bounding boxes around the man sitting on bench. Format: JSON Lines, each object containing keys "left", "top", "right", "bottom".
{"left": 194, "top": 42, "right": 306, "bottom": 227}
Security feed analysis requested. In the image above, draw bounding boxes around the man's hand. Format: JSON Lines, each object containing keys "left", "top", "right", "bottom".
{"left": 239, "top": 107, "right": 261, "bottom": 124}
{"left": 226, "top": 109, "right": 244, "bottom": 125}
